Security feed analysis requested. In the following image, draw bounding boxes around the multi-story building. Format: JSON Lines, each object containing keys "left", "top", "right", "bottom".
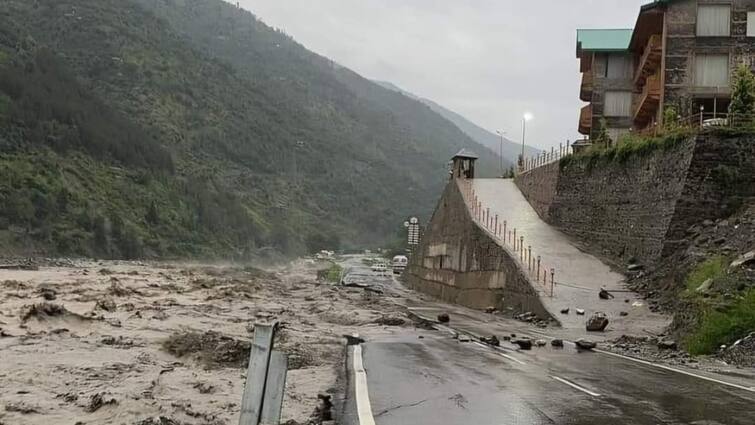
{"left": 577, "top": 0, "right": 755, "bottom": 142}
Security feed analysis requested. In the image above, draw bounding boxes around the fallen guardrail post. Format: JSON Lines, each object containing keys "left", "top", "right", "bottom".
{"left": 239, "top": 322, "right": 289, "bottom": 425}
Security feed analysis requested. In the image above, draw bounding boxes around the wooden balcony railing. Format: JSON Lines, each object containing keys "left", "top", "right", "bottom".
{"left": 579, "top": 104, "right": 592, "bottom": 135}
{"left": 634, "top": 34, "right": 663, "bottom": 85}
{"left": 633, "top": 73, "right": 662, "bottom": 124}
{"left": 580, "top": 72, "right": 593, "bottom": 102}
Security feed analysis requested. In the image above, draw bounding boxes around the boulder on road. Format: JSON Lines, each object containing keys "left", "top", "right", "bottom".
{"left": 575, "top": 339, "right": 597, "bottom": 350}
{"left": 658, "top": 340, "right": 677, "bottom": 350}
{"left": 480, "top": 335, "right": 500, "bottom": 346}
{"left": 586, "top": 312, "right": 609, "bottom": 332}
{"left": 576, "top": 309, "right": 586, "bottom": 316}
{"left": 560, "top": 307, "right": 570, "bottom": 315}
{"left": 535, "top": 339, "right": 547, "bottom": 347}
{"left": 512, "top": 338, "right": 533, "bottom": 350}
{"left": 551, "top": 339, "right": 564, "bottom": 348}
{"left": 437, "top": 313, "right": 450, "bottom": 323}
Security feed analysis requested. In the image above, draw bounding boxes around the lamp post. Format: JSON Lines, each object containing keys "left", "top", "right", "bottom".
{"left": 520, "top": 113, "right": 534, "bottom": 171}
{"left": 496, "top": 130, "right": 506, "bottom": 177}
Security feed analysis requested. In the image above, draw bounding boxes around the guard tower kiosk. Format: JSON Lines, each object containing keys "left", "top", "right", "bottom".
{"left": 450, "top": 149, "right": 478, "bottom": 180}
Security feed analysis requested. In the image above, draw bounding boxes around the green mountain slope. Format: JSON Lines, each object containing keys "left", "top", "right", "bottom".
{"left": 0, "top": 0, "right": 499, "bottom": 258}
{"left": 374, "top": 80, "right": 541, "bottom": 163}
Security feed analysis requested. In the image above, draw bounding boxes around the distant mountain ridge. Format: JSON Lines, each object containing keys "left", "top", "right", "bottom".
{"left": 0, "top": 0, "right": 505, "bottom": 259}
{"left": 374, "top": 81, "right": 540, "bottom": 165}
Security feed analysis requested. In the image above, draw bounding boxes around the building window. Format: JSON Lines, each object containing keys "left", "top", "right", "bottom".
{"left": 606, "top": 54, "right": 632, "bottom": 79}
{"left": 604, "top": 91, "right": 633, "bottom": 117}
{"left": 697, "top": 5, "right": 731, "bottom": 36}
{"left": 694, "top": 54, "right": 730, "bottom": 88}
{"left": 748, "top": 12, "right": 755, "bottom": 37}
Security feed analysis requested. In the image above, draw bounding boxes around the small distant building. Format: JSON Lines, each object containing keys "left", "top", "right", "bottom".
{"left": 450, "top": 149, "right": 478, "bottom": 179}
{"left": 577, "top": 0, "right": 755, "bottom": 144}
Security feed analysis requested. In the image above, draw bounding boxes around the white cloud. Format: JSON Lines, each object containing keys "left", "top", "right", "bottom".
{"left": 239, "top": 0, "right": 648, "bottom": 149}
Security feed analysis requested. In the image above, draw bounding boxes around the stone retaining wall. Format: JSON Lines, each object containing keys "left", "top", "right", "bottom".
{"left": 514, "top": 134, "right": 755, "bottom": 267}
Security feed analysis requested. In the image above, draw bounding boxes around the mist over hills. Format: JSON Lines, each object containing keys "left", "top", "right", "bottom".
{"left": 374, "top": 81, "right": 541, "bottom": 165}
{"left": 0, "top": 0, "right": 502, "bottom": 258}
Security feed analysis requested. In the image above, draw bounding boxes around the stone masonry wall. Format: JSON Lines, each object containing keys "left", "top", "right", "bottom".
{"left": 514, "top": 134, "right": 755, "bottom": 268}
{"left": 512, "top": 161, "right": 560, "bottom": 220}
{"left": 405, "top": 179, "right": 551, "bottom": 318}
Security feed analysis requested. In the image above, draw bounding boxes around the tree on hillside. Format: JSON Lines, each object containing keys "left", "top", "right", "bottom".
{"left": 729, "top": 64, "right": 755, "bottom": 118}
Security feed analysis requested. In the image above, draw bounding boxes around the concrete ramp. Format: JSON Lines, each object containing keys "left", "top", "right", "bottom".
{"left": 469, "top": 179, "right": 668, "bottom": 336}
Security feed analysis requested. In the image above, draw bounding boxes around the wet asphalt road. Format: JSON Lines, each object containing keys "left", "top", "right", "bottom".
{"left": 338, "top": 257, "right": 755, "bottom": 425}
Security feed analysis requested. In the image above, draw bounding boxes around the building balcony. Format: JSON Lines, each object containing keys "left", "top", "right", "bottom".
{"left": 580, "top": 72, "right": 593, "bottom": 102}
{"left": 633, "top": 74, "right": 661, "bottom": 126}
{"left": 633, "top": 34, "right": 662, "bottom": 86}
{"left": 579, "top": 104, "right": 592, "bottom": 135}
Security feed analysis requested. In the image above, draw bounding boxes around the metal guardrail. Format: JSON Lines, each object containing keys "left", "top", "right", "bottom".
{"left": 520, "top": 142, "right": 573, "bottom": 174}
{"left": 458, "top": 179, "right": 556, "bottom": 297}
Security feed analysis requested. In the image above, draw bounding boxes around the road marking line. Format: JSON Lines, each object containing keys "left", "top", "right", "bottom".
{"left": 498, "top": 352, "right": 527, "bottom": 365}
{"left": 595, "top": 349, "right": 755, "bottom": 393}
{"left": 472, "top": 341, "right": 528, "bottom": 365}
{"left": 353, "top": 345, "right": 376, "bottom": 425}
{"left": 551, "top": 376, "right": 601, "bottom": 397}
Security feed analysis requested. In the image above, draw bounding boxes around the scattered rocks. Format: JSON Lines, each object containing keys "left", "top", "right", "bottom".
{"left": 560, "top": 307, "right": 570, "bottom": 314}
{"left": 95, "top": 299, "right": 117, "bottom": 312}
{"left": 312, "top": 394, "right": 333, "bottom": 422}
{"left": 437, "top": 313, "right": 450, "bottom": 323}
{"left": 101, "top": 335, "right": 135, "bottom": 348}
{"left": 598, "top": 288, "right": 615, "bottom": 300}
{"left": 20, "top": 303, "right": 85, "bottom": 322}
{"left": 343, "top": 334, "right": 365, "bottom": 346}
{"left": 86, "top": 393, "right": 117, "bottom": 412}
{"left": 550, "top": 339, "right": 564, "bottom": 348}
{"left": 619, "top": 311, "right": 629, "bottom": 317}
{"left": 457, "top": 334, "right": 471, "bottom": 343}
{"left": 535, "top": 339, "right": 547, "bottom": 347}
{"left": 479, "top": 335, "right": 500, "bottom": 346}
{"left": 373, "top": 316, "right": 406, "bottom": 327}
{"left": 627, "top": 264, "right": 644, "bottom": 272}
{"left": 192, "top": 382, "right": 215, "bottom": 394}
{"left": 575, "top": 339, "right": 597, "bottom": 350}
{"left": 38, "top": 288, "right": 57, "bottom": 301}
{"left": 512, "top": 338, "right": 533, "bottom": 350}
{"left": 658, "top": 340, "right": 677, "bottom": 350}
{"left": 162, "top": 331, "right": 251, "bottom": 368}
{"left": 485, "top": 306, "right": 497, "bottom": 314}
{"left": 5, "top": 402, "right": 40, "bottom": 414}
{"left": 585, "top": 312, "right": 609, "bottom": 332}
{"left": 576, "top": 309, "right": 585, "bottom": 315}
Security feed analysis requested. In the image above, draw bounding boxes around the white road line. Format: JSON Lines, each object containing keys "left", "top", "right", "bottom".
{"left": 595, "top": 349, "right": 755, "bottom": 393}
{"left": 353, "top": 345, "right": 376, "bottom": 425}
{"left": 498, "top": 352, "right": 527, "bottom": 365}
{"left": 551, "top": 376, "right": 601, "bottom": 397}
{"left": 472, "top": 341, "right": 527, "bottom": 365}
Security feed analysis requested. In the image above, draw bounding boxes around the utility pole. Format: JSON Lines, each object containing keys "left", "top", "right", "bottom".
{"left": 496, "top": 130, "right": 506, "bottom": 177}
{"left": 520, "top": 113, "right": 533, "bottom": 171}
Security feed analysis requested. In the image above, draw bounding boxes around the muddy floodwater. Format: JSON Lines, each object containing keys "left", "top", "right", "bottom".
{"left": 0, "top": 259, "right": 404, "bottom": 424}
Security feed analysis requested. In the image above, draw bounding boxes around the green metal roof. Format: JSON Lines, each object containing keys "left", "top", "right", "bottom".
{"left": 576, "top": 29, "right": 633, "bottom": 53}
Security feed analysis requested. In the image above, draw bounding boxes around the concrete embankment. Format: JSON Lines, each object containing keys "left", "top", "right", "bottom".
{"left": 404, "top": 179, "right": 551, "bottom": 321}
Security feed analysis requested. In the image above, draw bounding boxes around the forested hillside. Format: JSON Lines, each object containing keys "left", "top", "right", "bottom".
{"left": 0, "top": 0, "right": 499, "bottom": 259}
{"left": 374, "top": 80, "right": 542, "bottom": 165}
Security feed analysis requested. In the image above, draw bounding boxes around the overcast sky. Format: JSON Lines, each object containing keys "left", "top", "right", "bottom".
{"left": 239, "top": 0, "right": 648, "bottom": 150}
